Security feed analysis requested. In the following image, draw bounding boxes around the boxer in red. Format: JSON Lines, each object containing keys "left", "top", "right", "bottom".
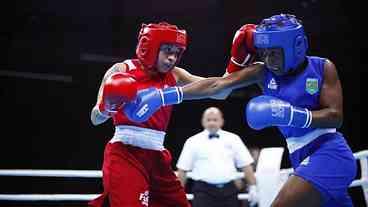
{"left": 89, "top": 22, "right": 259, "bottom": 207}
{"left": 89, "top": 22, "right": 190, "bottom": 207}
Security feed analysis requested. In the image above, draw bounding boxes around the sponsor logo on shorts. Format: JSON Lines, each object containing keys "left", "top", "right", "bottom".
{"left": 139, "top": 190, "right": 149, "bottom": 206}
{"left": 301, "top": 156, "right": 310, "bottom": 166}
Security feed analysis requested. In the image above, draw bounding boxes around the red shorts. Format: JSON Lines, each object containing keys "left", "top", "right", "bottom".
{"left": 89, "top": 142, "right": 190, "bottom": 207}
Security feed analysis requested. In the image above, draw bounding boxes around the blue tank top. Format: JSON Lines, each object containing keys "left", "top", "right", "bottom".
{"left": 262, "top": 56, "right": 326, "bottom": 139}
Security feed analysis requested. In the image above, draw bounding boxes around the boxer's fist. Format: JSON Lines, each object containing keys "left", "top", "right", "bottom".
{"left": 123, "top": 88, "right": 162, "bottom": 123}
{"left": 245, "top": 95, "right": 312, "bottom": 130}
{"left": 99, "top": 72, "right": 138, "bottom": 114}
{"left": 226, "top": 24, "right": 256, "bottom": 73}
{"left": 123, "top": 86, "right": 183, "bottom": 123}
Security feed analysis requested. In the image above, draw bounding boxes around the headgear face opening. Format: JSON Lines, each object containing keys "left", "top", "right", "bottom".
{"left": 135, "top": 22, "right": 187, "bottom": 71}
{"left": 254, "top": 14, "right": 308, "bottom": 74}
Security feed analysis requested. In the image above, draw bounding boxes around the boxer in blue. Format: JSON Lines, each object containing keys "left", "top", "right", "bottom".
{"left": 120, "top": 14, "right": 357, "bottom": 207}
{"left": 243, "top": 14, "right": 357, "bottom": 207}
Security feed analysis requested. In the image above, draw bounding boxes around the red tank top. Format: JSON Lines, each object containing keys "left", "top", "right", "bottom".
{"left": 112, "top": 59, "right": 177, "bottom": 131}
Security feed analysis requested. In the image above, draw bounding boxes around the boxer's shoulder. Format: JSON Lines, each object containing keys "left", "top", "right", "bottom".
{"left": 171, "top": 66, "right": 188, "bottom": 78}
{"left": 121, "top": 59, "right": 142, "bottom": 71}
{"left": 103, "top": 62, "right": 126, "bottom": 79}
{"left": 113, "top": 62, "right": 127, "bottom": 71}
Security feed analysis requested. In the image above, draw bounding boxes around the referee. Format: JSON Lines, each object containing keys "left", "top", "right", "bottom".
{"left": 176, "top": 107, "right": 258, "bottom": 207}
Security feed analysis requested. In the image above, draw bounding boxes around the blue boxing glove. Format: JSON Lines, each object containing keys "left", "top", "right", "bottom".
{"left": 123, "top": 86, "right": 183, "bottom": 123}
{"left": 245, "top": 95, "right": 312, "bottom": 130}
{"left": 123, "top": 88, "right": 161, "bottom": 123}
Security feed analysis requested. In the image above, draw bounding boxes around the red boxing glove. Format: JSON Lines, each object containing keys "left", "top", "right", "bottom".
{"left": 226, "top": 24, "right": 256, "bottom": 73}
{"left": 98, "top": 72, "right": 138, "bottom": 115}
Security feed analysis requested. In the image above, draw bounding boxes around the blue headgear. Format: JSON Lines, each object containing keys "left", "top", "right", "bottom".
{"left": 254, "top": 14, "right": 308, "bottom": 73}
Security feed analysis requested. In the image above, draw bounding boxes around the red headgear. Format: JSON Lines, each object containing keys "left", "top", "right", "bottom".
{"left": 135, "top": 22, "right": 187, "bottom": 70}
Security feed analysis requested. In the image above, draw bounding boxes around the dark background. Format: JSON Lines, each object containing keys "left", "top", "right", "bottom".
{"left": 1, "top": 0, "right": 362, "bottom": 206}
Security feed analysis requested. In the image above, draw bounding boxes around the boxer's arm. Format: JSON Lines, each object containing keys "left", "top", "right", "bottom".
{"left": 180, "top": 63, "right": 264, "bottom": 100}
{"left": 172, "top": 67, "right": 232, "bottom": 99}
{"left": 242, "top": 165, "right": 256, "bottom": 186}
{"left": 310, "top": 59, "right": 343, "bottom": 128}
{"left": 90, "top": 63, "right": 126, "bottom": 126}
{"left": 124, "top": 64, "right": 264, "bottom": 123}
{"left": 176, "top": 169, "right": 188, "bottom": 187}
{"left": 172, "top": 67, "right": 205, "bottom": 86}
{"left": 243, "top": 164, "right": 258, "bottom": 205}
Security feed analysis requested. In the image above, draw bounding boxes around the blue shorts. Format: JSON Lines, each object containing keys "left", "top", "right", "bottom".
{"left": 289, "top": 133, "right": 357, "bottom": 207}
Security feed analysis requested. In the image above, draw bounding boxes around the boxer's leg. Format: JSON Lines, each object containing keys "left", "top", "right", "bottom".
{"left": 273, "top": 135, "right": 356, "bottom": 207}
{"left": 103, "top": 143, "right": 151, "bottom": 207}
{"left": 271, "top": 175, "right": 321, "bottom": 207}
{"left": 149, "top": 149, "right": 191, "bottom": 207}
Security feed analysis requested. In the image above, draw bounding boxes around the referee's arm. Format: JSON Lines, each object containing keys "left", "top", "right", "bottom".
{"left": 176, "top": 138, "right": 195, "bottom": 187}
{"left": 234, "top": 135, "right": 257, "bottom": 186}
{"left": 177, "top": 169, "right": 188, "bottom": 187}
{"left": 242, "top": 165, "right": 256, "bottom": 186}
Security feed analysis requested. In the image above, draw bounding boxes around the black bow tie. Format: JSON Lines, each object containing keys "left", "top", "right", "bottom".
{"left": 209, "top": 133, "right": 220, "bottom": 139}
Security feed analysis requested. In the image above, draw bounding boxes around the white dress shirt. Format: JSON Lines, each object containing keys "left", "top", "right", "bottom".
{"left": 176, "top": 129, "right": 254, "bottom": 184}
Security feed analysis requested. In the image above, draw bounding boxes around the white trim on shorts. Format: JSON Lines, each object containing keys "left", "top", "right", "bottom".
{"left": 286, "top": 128, "right": 336, "bottom": 153}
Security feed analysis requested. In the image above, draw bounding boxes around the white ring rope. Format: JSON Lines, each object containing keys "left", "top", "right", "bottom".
{"left": 0, "top": 194, "right": 100, "bottom": 201}
{"left": 0, "top": 149, "right": 367, "bottom": 204}
{"left": 0, "top": 194, "right": 249, "bottom": 201}
{"left": 0, "top": 170, "right": 101, "bottom": 178}
{"left": 0, "top": 193, "right": 249, "bottom": 201}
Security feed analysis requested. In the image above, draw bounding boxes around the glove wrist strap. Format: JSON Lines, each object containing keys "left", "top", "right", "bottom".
{"left": 231, "top": 54, "right": 252, "bottom": 67}
{"left": 289, "top": 106, "right": 312, "bottom": 128}
{"left": 160, "top": 86, "right": 183, "bottom": 106}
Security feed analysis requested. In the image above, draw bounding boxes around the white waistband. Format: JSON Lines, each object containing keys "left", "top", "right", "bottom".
{"left": 286, "top": 128, "right": 336, "bottom": 153}
{"left": 110, "top": 125, "right": 166, "bottom": 151}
